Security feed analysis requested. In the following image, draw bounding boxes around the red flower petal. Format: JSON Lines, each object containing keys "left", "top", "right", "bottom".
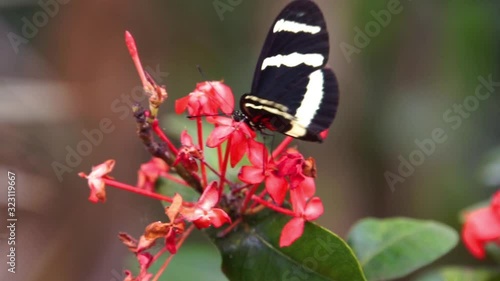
{"left": 166, "top": 193, "right": 183, "bottom": 222}
{"left": 137, "top": 252, "right": 153, "bottom": 270}
{"left": 207, "top": 81, "right": 235, "bottom": 115}
{"left": 462, "top": 201, "right": 500, "bottom": 259}
{"left": 211, "top": 116, "right": 234, "bottom": 126}
{"left": 238, "top": 166, "right": 265, "bottom": 184}
{"left": 230, "top": 131, "right": 247, "bottom": 167}
{"left": 208, "top": 208, "right": 232, "bottom": 228}
{"left": 265, "top": 173, "right": 288, "bottom": 205}
{"left": 175, "top": 95, "right": 190, "bottom": 114}
{"left": 247, "top": 139, "right": 267, "bottom": 167}
{"left": 304, "top": 197, "right": 324, "bottom": 221}
{"left": 462, "top": 223, "right": 486, "bottom": 259}
{"left": 165, "top": 228, "right": 178, "bottom": 254}
{"left": 207, "top": 126, "right": 234, "bottom": 147}
{"left": 136, "top": 235, "right": 156, "bottom": 253}
{"left": 180, "top": 130, "right": 194, "bottom": 146}
{"left": 192, "top": 216, "right": 212, "bottom": 229}
{"left": 298, "top": 177, "right": 316, "bottom": 199}
{"left": 280, "top": 217, "right": 305, "bottom": 247}
{"left": 197, "top": 181, "right": 219, "bottom": 211}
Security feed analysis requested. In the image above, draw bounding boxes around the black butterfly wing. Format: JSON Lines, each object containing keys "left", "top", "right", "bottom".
{"left": 245, "top": 0, "right": 339, "bottom": 142}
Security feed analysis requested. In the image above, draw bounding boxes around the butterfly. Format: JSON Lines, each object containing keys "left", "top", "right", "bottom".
{"left": 237, "top": 0, "right": 339, "bottom": 142}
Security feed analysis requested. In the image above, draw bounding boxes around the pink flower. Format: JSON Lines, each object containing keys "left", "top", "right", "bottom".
{"left": 137, "top": 158, "right": 169, "bottom": 192}
{"left": 175, "top": 81, "right": 234, "bottom": 117}
{"left": 462, "top": 191, "right": 500, "bottom": 259}
{"left": 207, "top": 116, "right": 256, "bottom": 167}
{"left": 174, "top": 130, "right": 202, "bottom": 172}
{"left": 78, "top": 159, "right": 115, "bottom": 203}
{"left": 180, "top": 182, "right": 231, "bottom": 229}
{"left": 238, "top": 140, "right": 289, "bottom": 205}
{"left": 280, "top": 196, "right": 324, "bottom": 247}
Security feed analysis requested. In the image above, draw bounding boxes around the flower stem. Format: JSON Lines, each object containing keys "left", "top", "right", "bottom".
{"left": 197, "top": 117, "right": 208, "bottom": 188}
{"left": 152, "top": 225, "right": 194, "bottom": 281}
{"left": 160, "top": 172, "right": 189, "bottom": 187}
{"left": 134, "top": 106, "right": 203, "bottom": 193}
{"left": 217, "top": 217, "right": 242, "bottom": 238}
{"left": 251, "top": 195, "right": 296, "bottom": 217}
{"left": 152, "top": 119, "right": 178, "bottom": 155}
{"left": 218, "top": 136, "right": 232, "bottom": 198}
{"left": 102, "top": 178, "right": 193, "bottom": 207}
{"left": 125, "top": 31, "right": 149, "bottom": 90}
{"left": 201, "top": 160, "right": 235, "bottom": 187}
{"left": 272, "top": 136, "right": 294, "bottom": 159}
{"left": 240, "top": 183, "right": 260, "bottom": 214}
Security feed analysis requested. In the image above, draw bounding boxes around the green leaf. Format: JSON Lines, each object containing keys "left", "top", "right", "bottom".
{"left": 347, "top": 218, "right": 458, "bottom": 281}
{"left": 414, "top": 266, "right": 500, "bottom": 281}
{"left": 208, "top": 211, "right": 366, "bottom": 281}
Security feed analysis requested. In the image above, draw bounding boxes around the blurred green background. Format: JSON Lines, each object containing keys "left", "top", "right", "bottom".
{"left": 0, "top": 0, "right": 499, "bottom": 280}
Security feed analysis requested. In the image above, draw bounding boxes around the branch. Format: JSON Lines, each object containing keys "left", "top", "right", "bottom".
{"left": 133, "top": 105, "right": 203, "bottom": 193}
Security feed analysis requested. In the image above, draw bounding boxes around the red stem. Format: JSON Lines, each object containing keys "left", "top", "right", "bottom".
{"left": 160, "top": 172, "right": 189, "bottom": 187}
{"left": 240, "top": 183, "right": 260, "bottom": 213}
{"left": 201, "top": 160, "right": 235, "bottom": 187}
{"left": 152, "top": 225, "right": 195, "bottom": 281}
{"left": 231, "top": 183, "right": 252, "bottom": 194}
{"left": 152, "top": 119, "right": 178, "bottom": 155}
{"left": 250, "top": 188, "right": 268, "bottom": 209}
{"left": 272, "top": 136, "right": 294, "bottom": 159}
{"left": 251, "top": 195, "right": 296, "bottom": 217}
{"left": 197, "top": 117, "right": 208, "bottom": 188}
{"left": 125, "top": 31, "right": 149, "bottom": 89}
{"left": 218, "top": 136, "right": 232, "bottom": 198}
{"left": 102, "top": 178, "right": 193, "bottom": 207}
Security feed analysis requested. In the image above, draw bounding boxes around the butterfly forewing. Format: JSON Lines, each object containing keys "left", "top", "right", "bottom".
{"left": 242, "top": 0, "right": 339, "bottom": 142}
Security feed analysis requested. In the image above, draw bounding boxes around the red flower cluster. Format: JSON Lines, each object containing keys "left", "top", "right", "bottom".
{"left": 239, "top": 146, "right": 322, "bottom": 246}
{"left": 77, "top": 31, "right": 329, "bottom": 281}
{"left": 462, "top": 191, "right": 500, "bottom": 259}
{"left": 175, "top": 81, "right": 234, "bottom": 117}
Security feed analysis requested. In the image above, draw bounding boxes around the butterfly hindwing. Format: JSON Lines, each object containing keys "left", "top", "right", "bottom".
{"left": 242, "top": 0, "right": 338, "bottom": 142}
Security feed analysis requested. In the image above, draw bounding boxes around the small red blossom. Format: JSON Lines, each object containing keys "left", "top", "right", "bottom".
{"left": 137, "top": 252, "right": 154, "bottom": 280}
{"left": 175, "top": 81, "right": 234, "bottom": 117}
{"left": 207, "top": 116, "right": 256, "bottom": 167}
{"left": 174, "top": 130, "right": 202, "bottom": 172}
{"left": 280, "top": 195, "right": 324, "bottom": 247}
{"left": 78, "top": 159, "right": 115, "bottom": 203}
{"left": 137, "top": 157, "right": 169, "bottom": 192}
{"left": 462, "top": 191, "right": 500, "bottom": 259}
{"left": 277, "top": 148, "right": 315, "bottom": 189}
{"left": 239, "top": 140, "right": 289, "bottom": 205}
{"left": 180, "top": 181, "right": 231, "bottom": 229}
